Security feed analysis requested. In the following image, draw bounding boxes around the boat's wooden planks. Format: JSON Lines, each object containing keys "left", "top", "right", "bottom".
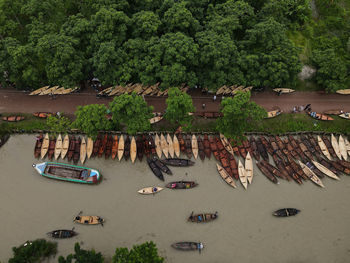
{"left": 130, "top": 136, "right": 137, "bottom": 163}
{"left": 312, "top": 161, "right": 340, "bottom": 180}
{"left": 331, "top": 134, "right": 342, "bottom": 160}
{"left": 338, "top": 135, "right": 348, "bottom": 161}
{"left": 160, "top": 133, "right": 169, "bottom": 158}
{"left": 317, "top": 135, "right": 331, "bottom": 160}
{"left": 245, "top": 152, "right": 253, "bottom": 184}
{"left": 54, "top": 134, "right": 62, "bottom": 160}
{"left": 118, "top": 135, "right": 124, "bottom": 161}
{"left": 155, "top": 134, "right": 162, "bottom": 159}
{"left": 336, "top": 89, "right": 350, "bottom": 95}
{"left": 29, "top": 85, "right": 49, "bottom": 95}
{"left": 86, "top": 137, "right": 93, "bottom": 159}
{"left": 191, "top": 135, "right": 198, "bottom": 159}
{"left": 219, "top": 133, "right": 234, "bottom": 156}
{"left": 238, "top": 159, "right": 247, "bottom": 189}
{"left": 41, "top": 133, "right": 50, "bottom": 159}
{"left": 80, "top": 137, "right": 87, "bottom": 164}
{"left": 298, "top": 161, "right": 325, "bottom": 188}
{"left": 111, "top": 135, "right": 118, "bottom": 160}
{"left": 216, "top": 163, "right": 236, "bottom": 188}
{"left": 173, "top": 135, "right": 180, "bottom": 158}
{"left": 167, "top": 134, "right": 174, "bottom": 158}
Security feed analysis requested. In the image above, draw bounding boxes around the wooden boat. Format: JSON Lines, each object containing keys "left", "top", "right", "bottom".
{"left": 339, "top": 112, "right": 350, "bottom": 119}
{"left": 260, "top": 160, "right": 286, "bottom": 180}
{"left": 34, "top": 134, "right": 43, "bottom": 158}
{"left": 73, "top": 137, "right": 80, "bottom": 164}
{"left": 317, "top": 135, "right": 331, "bottom": 160}
{"left": 345, "top": 138, "right": 350, "bottom": 157}
{"left": 104, "top": 135, "right": 113, "bottom": 159}
{"left": 203, "top": 134, "right": 211, "bottom": 159}
{"left": 149, "top": 116, "right": 163, "bottom": 124}
{"left": 2, "top": 116, "right": 25, "bottom": 122}
{"left": 323, "top": 110, "right": 343, "bottom": 115}
{"left": 191, "top": 135, "right": 198, "bottom": 159}
{"left": 143, "top": 135, "right": 151, "bottom": 158}
{"left": 39, "top": 86, "right": 59, "bottom": 95}
{"left": 273, "top": 208, "right": 300, "bottom": 217}
{"left": 160, "top": 133, "right": 169, "bottom": 158}
{"left": 197, "top": 136, "right": 205, "bottom": 161}
{"left": 308, "top": 112, "right": 333, "bottom": 121}
{"left": 33, "top": 162, "right": 101, "bottom": 184}
{"left": 216, "top": 163, "right": 236, "bottom": 188}
{"left": 245, "top": 152, "right": 253, "bottom": 184}
{"left": 60, "top": 135, "right": 69, "bottom": 160}
{"left": 80, "top": 137, "right": 87, "bottom": 164}
{"left": 171, "top": 242, "right": 203, "bottom": 251}
{"left": 92, "top": 134, "right": 101, "bottom": 158}
{"left": 266, "top": 110, "right": 282, "bottom": 118}
{"left": 33, "top": 112, "right": 54, "bottom": 119}
{"left": 74, "top": 214, "right": 104, "bottom": 225}
{"left": 322, "top": 135, "right": 337, "bottom": 159}
{"left": 86, "top": 137, "right": 93, "bottom": 159}
{"left": 167, "top": 134, "right": 174, "bottom": 158}
{"left": 98, "top": 134, "right": 108, "bottom": 158}
{"left": 331, "top": 134, "right": 342, "bottom": 160}
{"left": 336, "top": 89, "right": 350, "bottom": 95}
{"left": 40, "top": 133, "right": 50, "bottom": 159}
{"left": 147, "top": 158, "right": 164, "bottom": 181}
{"left": 338, "top": 135, "right": 347, "bottom": 161}
{"left": 256, "top": 161, "right": 278, "bottom": 184}
{"left": 29, "top": 85, "right": 49, "bottom": 95}
{"left": 298, "top": 161, "right": 324, "bottom": 188}
{"left": 124, "top": 135, "right": 131, "bottom": 161}
{"left": 178, "top": 133, "right": 186, "bottom": 153}
{"left": 149, "top": 135, "right": 156, "bottom": 156}
{"left": 155, "top": 134, "right": 162, "bottom": 158}
{"left": 67, "top": 136, "right": 75, "bottom": 161}
{"left": 130, "top": 136, "right": 137, "bottom": 163}
{"left": 136, "top": 136, "right": 143, "bottom": 162}
{"left": 173, "top": 135, "right": 180, "bottom": 158}
{"left": 153, "top": 158, "right": 172, "bottom": 175}
{"left": 238, "top": 160, "right": 247, "bottom": 189}
{"left": 47, "top": 229, "right": 77, "bottom": 239}
{"left": 312, "top": 161, "right": 340, "bottom": 180}
{"left": 188, "top": 212, "right": 218, "bottom": 223}
{"left": 118, "top": 135, "right": 124, "bottom": 161}
{"left": 54, "top": 134, "right": 62, "bottom": 160}
{"left": 219, "top": 133, "right": 234, "bottom": 156}
{"left": 273, "top": 88, "right": 295, "bottom": 94}
{"left": 166, "top": 181, "right": 197, "bottom": 189}
{"left": 138, "top": 187, "right": 163, "bottom": 195}
{"left": 185, "top": 135, "right": 192, "bottom": 159}
{"left": 161, "top": 158, "right": 194, "bottom": 167}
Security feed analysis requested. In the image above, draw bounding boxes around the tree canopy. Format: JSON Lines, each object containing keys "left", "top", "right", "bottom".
{"left": 58, "top": 243, "right": 103, "bottom": 263}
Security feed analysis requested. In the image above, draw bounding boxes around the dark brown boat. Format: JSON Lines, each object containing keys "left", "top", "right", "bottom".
{"left": 216, "top": 137, "right": 225, "bottom": 152}
{"left": 153, "top": 157, "right": 172, "bottom": 175}
{"left": 305, "top": 161, "right": 324, "bottom": 178}
{"left": 230, "top": 139, "right": 240, "bottom": 157}
{"left": 92, "top": 134, "right": 101, "bottom": 157}
{"left": 228, "top": 153, "right": 238, "bottom": 180}
{"left": 338, "top": 160, "right": 350, "bottom": 169}
{"left": 148, "top": 135, "right": 156, "bottom": 156}
{"left": 105, "top": 134, "right": 113, "bottom": 159}
{"left": 284, "top": 162, "right": 302, "bottom": 184}
{"left": 161, "top": 158, "right": 194, "bottom": 167}
{"left": 136, "top": 136, "right": 143, "bottom": 162}
{"left": 178, "top": 133, "right": 186, "bottom": 153}
{"left": 209, "top": 136, "right": 218, "bottom": 159}
{"left": 220, "top": 151, "right": 232, "bottom": 177}
{"left": 34, "top": 134, "right": 43, "bottom": 158}
{"left": 322, "top": 135, "right": 337, "bottom": 159}
{"left": 143, "top": 135, "right": 150, "bottom": 158}
{"left": 319, "top": 159, "right": 339, "bottom": 175}
{"left": 274, "top": 159, "right": 292, "bottom": 181}
{"left": 111, "top": 135, "right": 118, "bottom": 160}
{"left": 98, "top": 134, "right": 108, "bottom": 158}
{"left": 197, "top": 136, "right": 205, "bottom": 161}
{"left": 260, "top": 160, "right": 286, "bottom": 180}
{"left": 147, "top": 158, "right": 164, "bottom": 181}
{"left": 260, "top": 136, "right": 273, "bottom": 155}
{"left": 249, "top": 136, "right": 260, "bottom": 161}
{"left": 67, "top": 135, "right": 75, "bottom": 161}
{"left": 256, "top": 138, "right": 268, "bottom": 161}
{"left": 256, "top": 161, "right": 278, "bottom": 184}
{"left": 47, "top": 137, "right": 55, "bottom": 160}
{"left": 2, "top": 116, "right": 25, "bottom": 122}
{"left": 308, "top": 135, "right": 321, "bottom": 154}
{"left": 185, "top": 135, "right": 192, "bottom": 159}
{"left": 0, "top": 134, "right": 10, "bottom": 148}
{"left": 188, "top": 212, "right": 218, "bottom": 223}
{"left": 73, "top": 137, "right": 81, "bottom": 164}
{"left": 124, "top": 135, "right": 130, "bottom": 161}
{"left": 165, "top": 181, "right": 198, "bottom": 189}
{"left": 47, "top": 229, "right": 77, "bottom": 239}
{"left": 203, "top": 134, "right": 211, "bottom": 159}
{"left": 275, "top": 136, "right": 284, "bottom": 150}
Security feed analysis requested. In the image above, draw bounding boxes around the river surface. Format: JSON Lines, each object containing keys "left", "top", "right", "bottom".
{"left": 1, "top": 135, "right": 350, "bottom": 263}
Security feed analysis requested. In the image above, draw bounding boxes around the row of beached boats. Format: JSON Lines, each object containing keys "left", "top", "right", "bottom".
{"left": 215, "top": 85, "right": 253, "bottom": 95}
{"left": 29, "top": 86, "right": 79, "bottom": 96}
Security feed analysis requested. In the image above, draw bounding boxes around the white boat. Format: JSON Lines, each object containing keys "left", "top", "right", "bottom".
{"left": 245, "top": 152, "right": 253, "bottom": 184}
{"left": 331, "top": 134, "right": 342, "bottom": 160}
{"left": 238, "top": 160, "right": 247, "bottom": 190}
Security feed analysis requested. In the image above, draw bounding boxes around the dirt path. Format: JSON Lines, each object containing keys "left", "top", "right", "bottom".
{"left": 0, "top": 88, "right": 349, "bottom": 116}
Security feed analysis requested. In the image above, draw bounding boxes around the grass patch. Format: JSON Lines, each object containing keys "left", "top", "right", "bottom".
{"left": 287, "top": 29, "right": 312, "bottom": 64}
{"left": 1, "top": 113, "right": 48, "bottom": 132}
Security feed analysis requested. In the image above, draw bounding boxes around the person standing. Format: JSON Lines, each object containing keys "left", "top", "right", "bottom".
{"left": 213, "top": 95, "right": 217, "bottom": 102}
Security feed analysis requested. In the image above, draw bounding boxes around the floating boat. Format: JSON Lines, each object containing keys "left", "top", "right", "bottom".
{"left": 61, "top": 135, "right": 69, "bottom": 159}
{"left": 165, "top": 181, "right": 197, "bottom": 189}
{"left": 29, "top": 85, "right": 49, "bottom": 95}
{"left": 171, "top": 242, "right": 203, "bottom": 251}
{"left": 80, "top": 137, "right": 87, "bottom": 164}
{"left": 130, "top": 136, "right": 137, "bottom": 163}
{"left": 118, "top": 135, "right": 124, "bottom": 161}
{"left": 273, "top": 88, "right": 295, "bottom": 94}
{"left": 136, "top": 136, "right": 143, "bottom": 162}
{"left": 336, "top": 89, "right": 350, "bottom": 95}
{"left": 245, "top": 152, "right": 253, "bottom": 184}
{"left": 67, "top": 136, "right": 75, "bottom": 161}
{"left": 273, "top": 208, "right": 300, "bottom": 217}
{"left": 160, "top": 133, "right": 169, "bottom": 158}
{"left": 34, "top": 134, "right": 43, "bottom": 158}
{"left": 155, "top": 134, "right": 162, "bottom": 159}
{"left": 339, "top": 112, "right": 350, "bottom": 120}
{"left": 312, "top": 161, "right": 340, "bottom": 180}
{"left": 197, "top": 136, "right": 205, "bottom": 161}
{"left": 41, "top": 133, "right": 49, "bottom": 159}
{"left": 86, "top": 137, "right": 93, "bottom": 159}
{"left": 33, "top": 162, "right": 101, "bottom": 184}
{"left": 124, "top": 135, "right": 130, "bottom": 161}
{"left": 191, "top": 135, "right": 198, "bottom": 159}
{"left": 323, "top": 110, "right": 343, "bottom": 115}
{"left": 317, "top": 135, "right": 331, "bottom": 160}
{"left": 54, "top": 134, "right": 62, "bottom": 160}
{"left": 138, "top": 187, "right": 163, "bottom": 195}
{"left": 298, "top": 161, "right": 324, "bottom": 188}
{"left": 188, "top": 212, "right": 218, "bottom": 223}
{"left": 161, "top": 158, "right": 194, "bottom": 167}
{"left": 331, "top": 134, "right": 342, "bottom": 160}
{"left": 338, "top": 135, "right": 348, "bottom": 161}
{"left": 105, "top": 135, "right": 113, "bottom": 159}
{"left": 153, "top": 158, "right": 172, "bottom": 175}
{"left": 256, "top": 161, "right": 278, "bottom": 184}
{"left": 216, "top": 163, "right": 236, "bottom": 188}
{"left": 47, "top": 229, "right": 77, "bottom": 239}
{"left": 74, "top": 214, "right": 104, "bottom": 225}
{"left": 167, "top": 134, "right": 174, "bottom": 158}
{"left": 147, "top": 158, "right": 164, "bottom": 181}
{"left": 308, "top": 112, "right": 333, "bottom": 121}
{"left": 173, "top": 135, "right": 180, "bottom": 158}
{"left": 238, "top": 160, "right": 247, "bottom": 189}
{"left": 185, "top": 135, "right": 192, "bottom": 159}
{"left": 73, "top": 137, "right": 80, "bottom": 164}
{"left": 2, "top": 116, "right": 25, "bottom": 122}
{"left": 219, "top": 133, "right": 234, "bottom": 155}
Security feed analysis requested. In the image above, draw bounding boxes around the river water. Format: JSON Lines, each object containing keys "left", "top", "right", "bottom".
{"left": 1, "top": 135, "right": 349, "bottom": 263}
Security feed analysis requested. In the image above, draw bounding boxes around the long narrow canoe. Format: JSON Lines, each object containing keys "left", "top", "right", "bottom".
{"left": 74, "top": 215, "right": 104, "bottom": 225}
{"left": 130, "top": 136, "right": 137, "bottom": 163}
{"left": 160, "top": 134, "right": 169, "bottom": 158}
{"left": 155, "top": 134, "right": 162, "bottom": 159}
{"left": 317, "top": 135, "right": 331, "bottom": 160}
{"left": 173, "top": 135, "right": 180, "bottom": 158}
{"left": 138, "top": 187, "right": 163, "bottom": 195}
{"left": 111, "top": 135, "right": 118, "bottom": 160}
{"left": 171, "top": 242, "right": 203, "bottom": 251}
{"left": 191, "top": 135, "right": 198, "bottom": 159}
{"left": 338, "top": 135, "right": 348, "bottom": 161}
{"left": 345, "top": 138, "right": 350, "bottom": 157}
{"left": 273, "top": 88, "right": 295, "bottom": 94}
{"left": 312, "top": 161, "right": 340, "bottom": 180}
{"left": 245, "top": 152, "right": 253, "bottom": 184}
{"left": 41, "top": 133, "right": 50, "bottom": 159}
{"left": 219, "top": 133, "right": 234, "bottom": 155}
{"left": 298, "top": 161, "right": 325, "bottom": 188}
{"left": 167, "top": 134, "right": 174, "bottom": 158}
{"left": 29, "top": 85, "right": 50, "bottom": 96}
{"left": 54, "top": 134, "right": 62, "bottom": 160}
{"left": 336, "top": 89, "right": 350, "bottom": 95}
{"left": 118, "top": 135, "right": 124, "bottom": 161}
{"left": 308, "top": 112, "right": 334, "bottom": 121}
{"left": 39, "top": 86, "right": 59, "bottom": 95}
{"left": 61, "top": 135, "right": 69, "bottom": 159}
{"left": 331, "top": 134, "right": 342, "bottom": 160}
{"left": 216, "top": 163, "right": 236, "bottom": 188}
{"left": 86, "top": 137, "right": 93, "bottom": 159}
{"left": 238, "top": 160, "right": 247, "bottom": 189}
{"left": 80, "top": 137, "right": 87, "bottom": 164}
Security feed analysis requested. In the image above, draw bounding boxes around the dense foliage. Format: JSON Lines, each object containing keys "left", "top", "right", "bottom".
{"left": 8, "top": 239, "right": 57, "bottom": 263}
{"left": 0, "top": 0, "right": 316, "bottom": 91}
{"left": 58, "top": 243, "right": 103, "bottom": 263}
{"left": 217, "top": 91, "right": 267, "bottom": 141}
{"left": 46, "top": 115, "right": 71, "bottom": 134}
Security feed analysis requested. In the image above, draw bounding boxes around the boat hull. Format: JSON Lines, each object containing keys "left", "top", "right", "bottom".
{"left": 273, "top": 208, "right": 300, "bottom": 217}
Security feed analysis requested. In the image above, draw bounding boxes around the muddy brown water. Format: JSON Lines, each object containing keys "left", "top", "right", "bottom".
{"left": 1, "top": 135, "right": 350, "bottom": 262}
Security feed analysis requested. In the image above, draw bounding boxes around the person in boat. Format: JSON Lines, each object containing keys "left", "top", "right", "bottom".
{"left": 75, "top": 216, "right": 81, "bottom": 221}
{"left": 153, "top": 187, "right": 158, "bottom": 192}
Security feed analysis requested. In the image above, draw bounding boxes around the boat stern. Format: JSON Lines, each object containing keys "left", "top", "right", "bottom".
{"left": 87, "top": 169, "right": 101, "bottom": 184}
{"left": 32, "top": 162, "right": 47, "bottom": 175}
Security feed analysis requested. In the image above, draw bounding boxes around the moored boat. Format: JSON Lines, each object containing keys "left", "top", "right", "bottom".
{"left": 130, "top": 136, "right": 137, "bottom": 163}
{"left": 197, "top": 136, "right": 205, "bottom": 161}
{"left": 336, "top": 89, "right": 350, "bottom": 95}
{"left": 273, "top": 208, "right": 300, "bottom": 217}
{"left": 124, "top": 135, "right": 131, "bottom": 161}
{"left": 118, "top": 135, "right": 124, "bottom": 161}
{"left": 245, "top": 152, "right": 253, "bottom": 184}
{"left": 308, "top": 112, "right": 333, "bottom": 121}
{"left": 47, "top": 137, "right": 55, "bottom": 160}
{"left": 173, "top": 134, "right": 180, "bottom": 158}
{"left": 317, "top": 135, "right": 331, "bottom": 160}
{"left": 105, "top": 134, "right": 113, "bottom": 159}
{"left": 153, "top": 157, "right": 172, "bottom": 174}
{"left": 47, "top": 229, "right": 77, "bottom": 238}
{"left": 147, "top": 158, "right": 164, "bottom": 181}
{"left": 33, "top": 162, "right": 101, "bottom": 184}
{"left": 298, "top": 161, "right": 325, "bottom": 188}
{"left": 80, "top": 137, "right": 87, "bottom": 164}
{"left": 138, "top": 186, "right": 163, "bottom": 195}
{"left": 29, "top": 85, "right": 49, "bottom": 95}
{"left": 73, "top": 137, "right": 80, "bottom": 164}
{"left": 34, "top": 134, "right": 43, "bottom": 158}
{"left": 54, "top": 134, "right": 62, "bottom": 160}
{"left": 323, "top": 110, "right": 343, "bottom": 115}
{"left": 331, "top": 134, "right": 342, "bottom": 160}
{"left": 166, "top": 181, "right": 197, "bottom": 189}
{"left": 98, "top": 134, "right": 108, "bottom": 158}
{"left": 160, "top": 133, "right": 168, "bottom": 158}
{"left": 339, "top": 112, "right": 350, "bottom": 120}
{"left": 216, "top": 163, "right": 236, "bottom": 188}
{"left": 161, "top": 158, "right": 194, "bottom": 167}
{"left": 86, "top": 137, "right": 94, "bottom": 159}
{"left": 312, "top": 160, "right": 340, "bottom": 180}
{"left": 188, "top": 212, "right": 218, "bottom": 223}
{"left": 338, "top": 135, "right": 347, "bottom": 161}
{"left": 167, "top": 134, "right": 174, "bottom": 158}
{"left": 238, "top": 160, "right": 247, "bottom": 189}
{"left": 136, "top": 136, "right": 143, "bottom": 162}
{"left": 191, "top": 134, "right": 198, "bottom": 159}
{"left": 203, "top": 134, "right": 211, "bottom": 159}
{"left": 67, "top": 135, "right": 75, "bottom": 161}
{"left": 185, "top": 135, "right": 192, "bottom": 159}
{"left": 266, "top": 110, "right": 282, "bottom": 118}
{"left": 273, "top": 88, "right": 295, "bottom": 94}
{"left": 171, "top": 242, "right": 203, "bottom": 251}
{"left": 74, "top": 213, "right": 104, "bottom": 225}
{"left": 155, "top": 134, "right": 162, "bottom": 159}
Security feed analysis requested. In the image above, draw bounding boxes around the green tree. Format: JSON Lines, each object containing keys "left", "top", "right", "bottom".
{"left": 164, "top": 87, "right": 195, "bottom": 130}
{"left": 73, "top": 104, "right": 112, "bottom": 138}
{"left": 109, "top": 93, "right": 153, "bottom": 134}
{"left": 8, "top": 239, "right": 57, "bottom": 263}
{"left": 217, "top": 91, "right": 267, "bottom": 142}
{"left": 58, "top": 243, "right": 103, "bottom": 263}
{"left": 131, "top": 11, "right": 161, "bottom": 39}
{"left": 46, "top": 115, "right": 71, "bottom": 134}
{"left": 112, "top": 241, "right": 164, "bottom": 263}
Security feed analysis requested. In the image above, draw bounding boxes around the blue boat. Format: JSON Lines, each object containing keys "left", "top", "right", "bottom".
{"left": 33, "top": 162, "right": 101, "bottom": 184}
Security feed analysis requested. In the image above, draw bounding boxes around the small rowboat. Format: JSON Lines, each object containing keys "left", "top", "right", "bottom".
{"left": 188, "top": 212, "right": 218, "bottom": 223}
{"left": 130, "top": 136, "right": 137, "bottom": 163}
{"left": 160, "top": 133, "right": 168, "bottom": 158}
{"left": 111, "top": 135, "right": 118, "bottom": 160}
{"left": 273, "top": 88, "right": 295, "bottom": 94}
{"left": 238, "top": 160, "right": 247, "bottom": 189}
{"left": 41, "top": 133, "right": 50, "bottom": 159}
{"left": 216, "top": 163, "right": 236, "bottom": 188}
{"left": 155, "top": 134, "right": 162, "bottom": 159}
{"left": 150, "top": 116, "right": 163, "bottom": 124}
{"left": 86, "top": 137, "right": 93, "bottom": 159}
{"left": 80, "top": 137, "right": 87, "bottom": 164}
{"left": 61, "top": 135, "right": 69, "bottom": 159}
{"left": 191, "top": 135, "right": 198, "bottom": 159}
{"left": 308, "top": 112, "right": 333, "bottom": 121}
{"left": 138, "top": 187, "right": 163, "bottom": 195}
{"left": 339, "top": 113, "right": 350, "bottom": 119}
{"left": 298, "top": 161, "right": 324, "bottom": 188}
{"left": 173, "top": 135, "right": 180, "bottom": 158}
{"left": 338, "top": 135, "right": 347, "bottom": 160}
{"left": 336, "top": 89, "right": 350, "bottom": 95}
{"left": 219, "top": 133, "right": 234, "bottom": 156}
{"left": 167, "top": 134, "right": 174, "bottom": 158}
{"left": 331, "top": 134, "right": 342, "bottom": 160}
{"left": 39, "top": 86, "right": 59, "bottom": 95}
{"left": 54, "top": 134, "right": 62, "bottom": 160}
{"left": 266, "top": 110, "right": 282, "bottom": 118}
{"left": 34, "top": 134, "right": 43, "bottom": 158}
{"left": 165, "top": 181, "right": 197, "bottom": 189}
{"left": 312, "top": 161, "right": 340, "bottom": 180}
{"left": 172, "top": 242, "right": 203, "bottom": 252}
{"left": 153, "top": 158, "right": 172, "bottom": 175}
{"left": 245, "top": 152, "right": 253, "bottom": 184}
{"left": 273, "top": 208, "right": 300, "bottom": 217}
{"left": 2, "top": 116, "right": 25, "bottom": 122}
{"left": 29, "top": 85, "right": 49, "bottom": 96}
{"left": 47, "top": 229, "right": 77, "bottom": 239}
{"left": 74, "top": 214, "right": 104, "bottom": 225}
{"left": 317, "top": 135, "right": 331, "bottom": 160}
{"left": 32, "top": 162, "right": 101, "bottom": 184}
{"left": 33, "top": 112, "right": 54, "bottom": 118}
{"left": 323, "top": 110, "right": 343, "bottom": 115}
{"left": 118, "top": 135, "right": 124, "bottom": 161}
{"left": 147, "top": 158, "right": 164, "bottom": 181}
{"left": 161, "top": 158, "right": 194, "bottom": 167}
